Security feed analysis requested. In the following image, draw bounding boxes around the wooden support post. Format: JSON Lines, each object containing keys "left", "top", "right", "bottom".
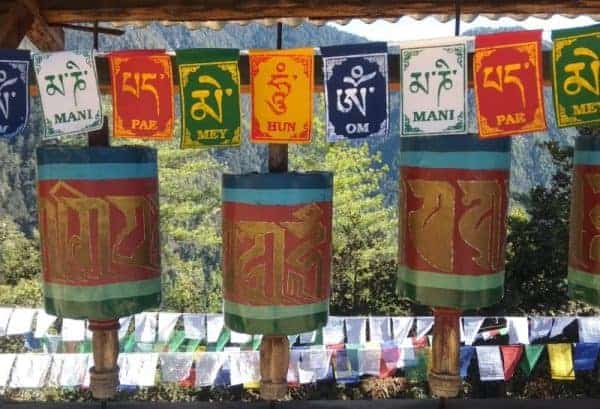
{"left": 260, "top": 21, "right": 289, "bottom": 401}
{"left": 429, "top": 308, "right": 462, "bottom": 398}
{"left": 0, "top": 2, "right": 34, "bottom": 48}
{"left": 87, "top": 118, "right": 119, "bottom": 400}
{"left": 20, "top": 0, "right": 65, "bottom": 51}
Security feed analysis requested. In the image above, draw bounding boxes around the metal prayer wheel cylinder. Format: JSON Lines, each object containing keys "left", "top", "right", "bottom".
{"left": 569, "top": 134, "right": 600, "bottom": 305}
{"left": 397, "top": 133, "right": 511, "bottom": 397}
{"left": 36, "top": 146, "right": 161, "bottom": 398}
{"left": 222, "top": 172, "right": 333, "bottom": 334}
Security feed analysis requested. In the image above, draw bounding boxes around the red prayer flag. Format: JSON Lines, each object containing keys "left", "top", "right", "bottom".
{"left": 501, "top": 345, "right": 523, "bottom": 381}
{"left": 473, "top": 30, "right": 547, "bottom": 138}
{"left": 109, "top": 50, "right": 174, "bottom": 140}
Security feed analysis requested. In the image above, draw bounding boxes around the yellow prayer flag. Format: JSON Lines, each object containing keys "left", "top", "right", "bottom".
{"left": 547, "top": 343, "right": 575, "bottom": 381}
{"left": 249, "top": 48, "right": 314, "bottom": 144}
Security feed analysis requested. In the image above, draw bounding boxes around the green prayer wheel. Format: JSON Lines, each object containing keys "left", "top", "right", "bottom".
{"left": 222, "top": 172, "right": 333, "bottom": 335}
{"left": 37, "top": 146, "right": 161, "bottom": 320}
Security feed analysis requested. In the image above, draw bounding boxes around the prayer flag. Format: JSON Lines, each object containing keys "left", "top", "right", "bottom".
{"left": 405, "top": 347, "right": 430, "bottom": 383}
{"left": 547, "top": 343, "right": 575, "bottom": 381}
{"left": 501, "top": 345, "right": 523, "bottom": 381}
{"left": 134, "top": 312, "right": 157, "bottom": 344}
{"left": 183, "top": 313, "right": 205, "bottom": 341}
{"left": 59, "top": 353, "right": 89, "bottom": 387}
{"left": 229, "top": 350, "right": 260, "bottom": 387}
{"left": 157, "top": 312, "right": 180, "bottom": 343}
{"left": 322, "top": 316, "right": 345, "bottom": 345}
{"left": 0, "top": 307, "right": 11, "bottom": 336}
{"left": 574, "top": 343, "right": 600, "bottom": 371}
{"left": 357, "top": 344, "right": 382, "bottom": 376}
{"left": 369, "top": 316, "right": 392, "bottom": 342}
{"left": 530, "top": 317, "right": 553, "bottom": 342}
{"left": 321, "top": 42, "right": 388, "bottom": 141}
{"left": 159, "top": 352, "right": 194, "bottom": 383}
{"left": 461, "top": 317, "right": 485, "bottom": 346}
{"left": 400, "top": 37, "right": 469, "bottom": 136}
{"left": 551, "top": 24, "right": 600, "bottom": 127}
{"left": 33, "top": 50, "right": 103, "bottom": 139}
{"left": 0, "top": 353, "right": 15, "bottom": 388}
{"left": 9, "top": 354, "right": 52, "bottom": 388}
{"left": 392, "top": 317, "right": 414, "bottom": 343}
{"left": 176, "top": 49, "right": 241, "bottom": 148}
{"left": 118, "top": 316, "right": 133, "bottom": 340}
{"left": 6, "top": 308, "right": 36, "bottom": 336}
{"left": 196, "top": 352, "right": 227, "bottom": 387}
{"left": 206, "top": 314, "right": 224, "bottom": 344}
{"left": 0, "top": 50, "right": 30, "bottom": 138}
{"left": 109, "top": 50, "right": 174, "bottom": 139}
{"left": 119, "top": 352, "right": 159, "bottom": 387}
{"left": 61, "top": 319, "right": 85, "bottom": 342}
{"left": 460, "top": 346, "right": 475, "bottom": 379}
{"left": 475, "top": 345, "right": 504, "bottom": 381}
{"left": 578, "top": 317, "right": 600, "bottom": 343}
{"left": 473, "top": 30, "right": 546, "bottom": 138}
{"left": 519, "top": 344, "right": 545, "bottom": 376}
{"left": 249, "top": 48, "right": 313, "bottom": 144}
{"left": 380, "top": 341, "right": 400, "bottom": 377}
{"left": 415, "top": 316, "right": 434, "bottom": 339}
{"left": 333, "top": 347, "right": 360, "bottom": 384}
{"left": 507, "top": 317, "right": 530, "bottom": 345}
{"left": 345, "top": 317, "right": 367, "bottom": 344}
{"left": 550, "top": 317, "right": 576, "bottom": 339}
{"left": 298, "top": 348, "right": 333, "bottom": 383}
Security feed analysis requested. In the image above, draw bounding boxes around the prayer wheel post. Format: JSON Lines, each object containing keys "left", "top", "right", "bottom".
{"left": 260, "top": 21, "right": 290, "bottom": 401}
{"left": 87, "top": 118, "right": 121, "bottom": 400}
{"left": 429, "top": 308, "right": 461, "bottom": 398}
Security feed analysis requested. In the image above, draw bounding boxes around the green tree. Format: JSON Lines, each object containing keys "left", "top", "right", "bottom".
{"left": 0, "top": 216, "right": 40, "bottom": 285}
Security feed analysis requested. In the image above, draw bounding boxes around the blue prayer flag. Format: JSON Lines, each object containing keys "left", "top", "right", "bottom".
{"left": 460, "top": 346, "right": 475, "bottom": 378}
{"left": 0, "top": 49, "right": 30, "bottom": 138}
{"left": 574, "top": 343, "right": 600, "bottom": 371}
{"left": 321, "top": 42, "right": 388, "bottom": 142}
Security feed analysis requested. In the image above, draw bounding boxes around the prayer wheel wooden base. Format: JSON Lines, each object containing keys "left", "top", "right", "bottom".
{"left": 429, "top": 308, "right": 461, "bottom": 398}
{"left": 89, "top": 320, "right": 120, "bottom": 399}
{"left": 260, "top": 335, "right": 290, "bottom": 400}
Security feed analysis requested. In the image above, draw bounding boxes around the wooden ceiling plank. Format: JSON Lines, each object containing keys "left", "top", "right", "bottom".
{"left": 20, "top": 0, "right": 64, "bottom": 50}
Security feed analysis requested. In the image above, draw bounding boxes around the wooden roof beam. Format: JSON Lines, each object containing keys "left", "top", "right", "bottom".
{"left": 0, "top": 2, "right": 34, "bottom": 48}
{"left": 20, "top": 0, "right": 64, "bottom": 51}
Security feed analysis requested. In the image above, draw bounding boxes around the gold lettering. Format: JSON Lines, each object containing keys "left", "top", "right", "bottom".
{"left": 586, "top": 174, "right": 600, "bottom": 263}
{"left": 564, "top": 47, "right": 600, "bottom": 97}
{"left": 122, "top": 72, "right": 160, "bottom": 116}
{"left": 483, "top": 63, "right": 528, "bottom": 107}
{"left": 407, "top": 179, "right": 455, "bottom": 272}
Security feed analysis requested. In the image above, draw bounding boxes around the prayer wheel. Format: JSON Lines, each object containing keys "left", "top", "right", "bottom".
{"left": 397, "top": 133, "right": 511, "bottom": 397}
{"left": 569, "top": 133, "right": 600, "bottom": 305}
{"left": 37, "top": 145, "right": 160, "bottom": 398}
{"left": 222, "top": 172, "right": 332, "bottom": 397}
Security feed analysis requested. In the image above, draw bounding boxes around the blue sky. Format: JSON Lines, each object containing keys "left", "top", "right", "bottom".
{"left": 332, "top": 15, "right": 597, "bottom": 42}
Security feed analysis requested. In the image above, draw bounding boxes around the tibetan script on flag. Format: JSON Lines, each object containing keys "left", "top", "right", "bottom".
{"left": 0, "top": 50, "right": 30, "bottom": 138}
{"left": 176, "top": 49, "right": 241, "bottom": 148}
{"left": 249, "top": 48, "right": 313, "bottom": 144}
{"left": 400, "top": 37, "right": 469, "bottom": 137}
{"left": 109, "top": 50, "right": 174, "bottom": 140}
{"left": 552, "top": 24, "right": 600, "bottom": 128}
{"left": 33, "top": 51, "right": 103, "bottom": 139}
{"left": 473, "top": 30, "right": 546, "bottom": 138}
{"left": 321, "top": 42, "right": 388, "bottom": 142}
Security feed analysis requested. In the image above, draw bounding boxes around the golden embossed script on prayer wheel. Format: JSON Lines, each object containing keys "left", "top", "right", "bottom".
{"left": 397, "top": 133, "right": 511, "bottom": 397}
{"left": 222, "top": 172, "right": 333, "bottom": 398}
{"left": 36, "top": 145, "right": 160, "bottom": 398}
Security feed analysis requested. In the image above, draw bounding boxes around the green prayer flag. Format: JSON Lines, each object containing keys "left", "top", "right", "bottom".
{"left": 251, "top": 335, "right": 262, "bottom": 351}
{"left": 167, "top": 330, "right": 187, "bottom": 352}
{"left": 552, "top": 24, "right": 600, "bottom": 128}
{"left": 406, "top": 348, "right": 431, "bottom": 383}
{"left": 519, "top": 344, "right": 545, "bottom": 376}
{"left": 78, "top": 340, "right": 92, "bottom": 353}
{"left": 121, "top": 333, "right": 137, "bottom": 353}
{"left": 185, "top": 338, "right": 202, "bottom": 352}
{"left": 176, "top": 48, "right": 242, "bottom": 148}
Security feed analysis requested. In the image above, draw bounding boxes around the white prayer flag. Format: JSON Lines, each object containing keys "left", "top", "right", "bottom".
{"left": 134, "top": 312, "right": 157, "bottom": 343}
{"left": 118, "top": 316, "right": 133, "bottom": 340}
{"left": 345, "top": 317, "right": 367, "bottom": 344}
{"left": 33, "top": 50, "right": 103, "bottom": 139}
{"left": 82, "top": 354, "right": 93, "bottom": 388}
{"left": 6, "top": 308, "right": 36, "bottom": 336}
{"left": 196, "top": 352, "right": 227, "bottom": 387}
{"left": 298, "top": 348, "right": 333, "bottom": 383}
{"left": 229, "top": 351, "right": 260, "bottom": 386}
{"left": 157, "top": 313, "right": 180, "bottom": 343}
{"left": 61, "top": 319, "right": 85, "bottom": 342}
{"left": 9, "top": 354, "right": 52, "bottom": 388}
{"left": 322, "top": 316, "right": 345, "bottom": 345}
{"left": 34, "top": 310, "right": 57, "bottom": 339}
{"left": 183, "top": 313, "right": 206, "bottom": 341}
{"left": 230, "top": 330, "right": 252, "bottom": 344}
{"left": 475, "top": 346, "right": 504, "bottom": 381}
{"left": 392, "top": 317, "right": 414, "bottom": 343}
{"left": 59, "top": 354, "right": 89, "bottom": 387}
{"left": 288, "top": 334, "right": 299, "bottom": 345}
{"left": 206, "top": 314, "right": 224, "bottom": 344}
{"left": 358, "top": 345, "right": 382, "bottom": 376}
{"left": 159, "top": 353, "right": 193, "bottom": 383}
{"left": 369, "top": 316, "right": 392, "bottom": 342}
{"left": 461, "top": 317, "right": 485, "bottom": 346}
{"left": 85, "top": 321, "right": 93, "bottom": 341}
{"left": 119, "top": 353, "right": 158, "bottom": 387}
{"left": 0, "top": 353, "right": 16, "bottom": 388}
{"left": 44, "top": 335, "right": 62, "bottom": 353}
{"left": 506, "top": 317, "right": 530, "bottom": 345}
{"left": 550, "top": 317, "right": 576, "bottom": 338}
{"left": 0, "top": 308, "right": 12, "bottom": 336}
{"left": 399, "top": 37, "right": 470, "bottom": 137}
{"left": 47, "top": 354, "right": 63, "bottom": 387}
{"left": 299, "top": 330, "right": 317, "bottom": 344}
{"left": 287, "top": 349, "right": 301, "bottom": 384}
{"left": 530, "top": 317, "right": 553, "bottom": 342}
{"left": 416, "top": 316, "right": 434, "bottom": 339}
{"left": 578, "top": 317, "right": 600, "bottom": 343}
